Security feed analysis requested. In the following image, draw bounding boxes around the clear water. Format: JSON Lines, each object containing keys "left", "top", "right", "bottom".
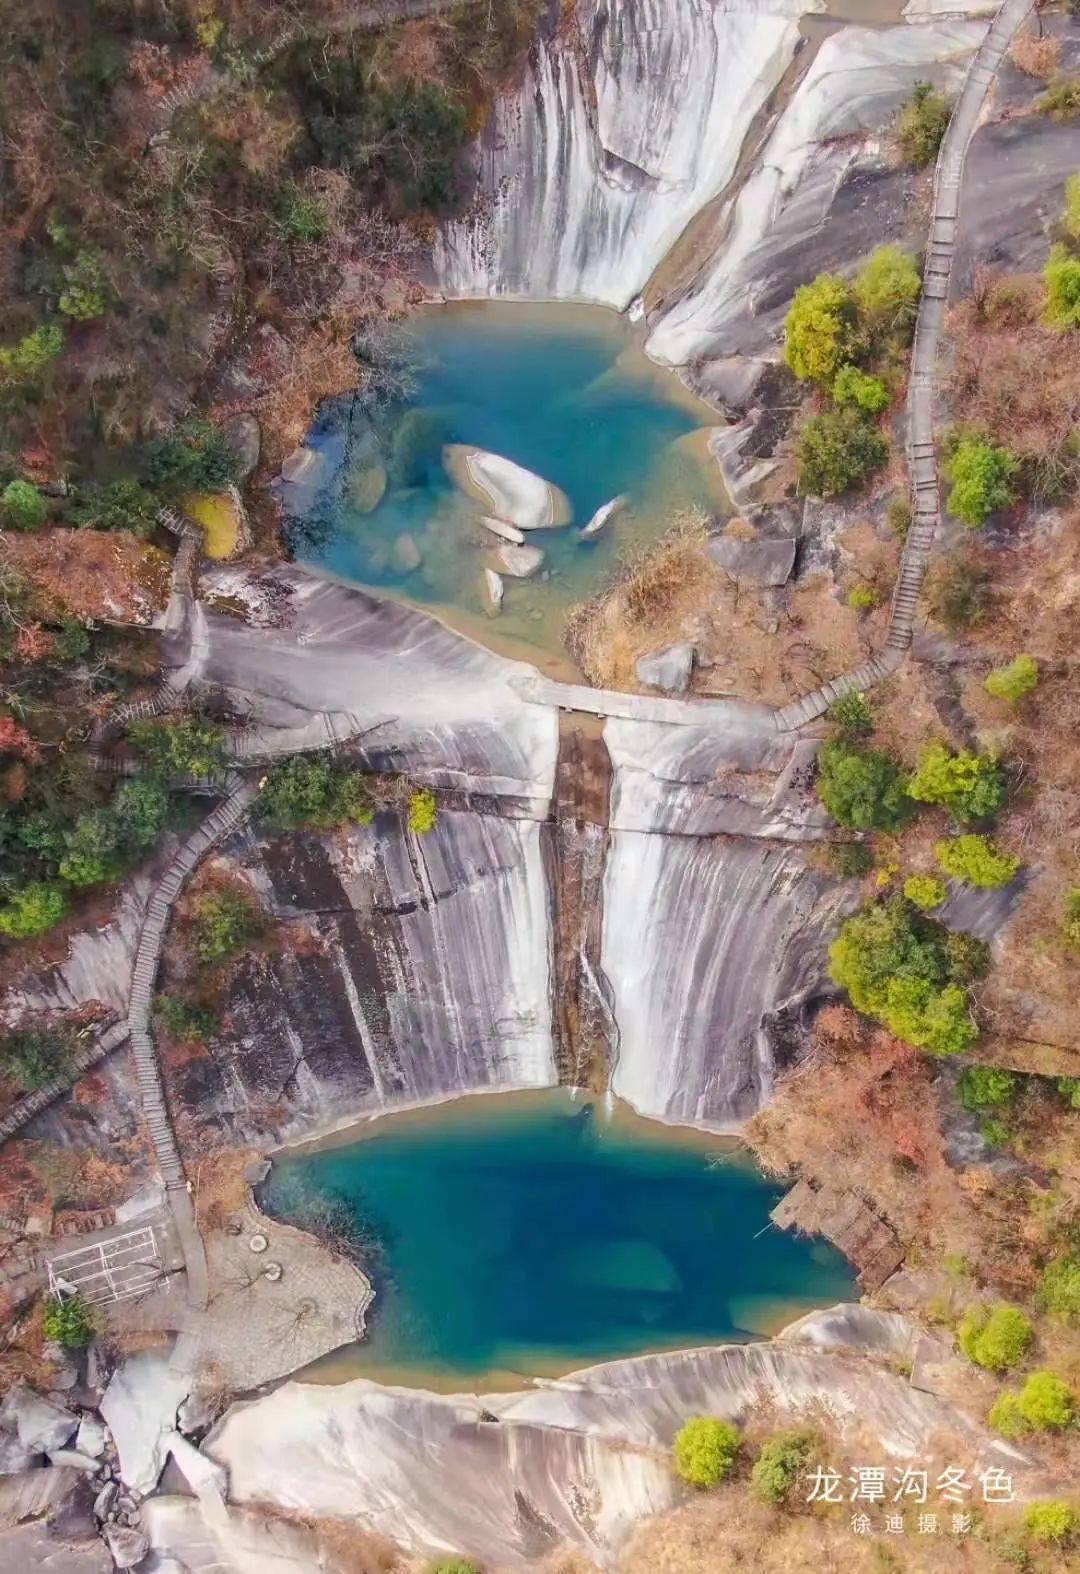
{"left": 291, "top": 302, "right": 725, "bottom": 666}
{"left": 260, "top": 1092, "right": 854, "bottom": 1386}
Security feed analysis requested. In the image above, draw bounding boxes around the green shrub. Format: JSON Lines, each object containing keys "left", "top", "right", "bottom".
{"left": 407, "top": 787, "right": 437, "bottom": 836}
{"left": 796, "top": 408, "right": 889, "bottom": 498}
{"left": 57, "top": 249, "right": 107, "bottom": 321}
{"left": 1058, "top": 1076, "right": 1080, "bottom": 1108}
{"left": 1037, "top": 75, "right": 1080, "bottom": 121}
{"left": 281, "top": 191, "right": 329, "bottom": 242}
{"left": 127, "top": 716, "right": 225, "bottom": 780}
{"left": 2, "top": 479, "right": 46, "bottom": 530}
{"left": 828, "top": 896, "right": 978, "bottom": 1055}
{"left": 192, "top": 887, "right": 259, "bottom": 965}
{"left": 750, "top": 1431, "right": 815, "bottom": 1505}
{"left": 58, "top": 809, "right": 124, "bottom": 888}
{"left": 833, "top": 363, "right": 890, "bottom": 414}
{"left": 1063, "top": 889, "right": 1080, "bottom": 953}
{"left": 1035, "top": 1254, "right": 1080, "bottom": 1321}
{"left": 987, "top": 1390, "right": 1026, "bottom": 1439}
{"left": 0, "top": 881, "right": 67, "bottom": 939}
{"left": 154, "top": 994, "right": 219, "bottom": 1043}
{"left": 1012, "top": 1371, "right": 1075, "bottom": 1430}
{"left": 885, "top": 493, "right": 912, "bottom": 538}
{"left": 853, "top": 246, "right": 921, "bottom": 335}
{"left": 783, "top": 274, "right": 858, "bottom": 384}
{"left": 256, "top": 755, "right": 375, "bottom": 830}
{"left": 1, "top": 1026, "right": 77, "bottom": 1090}
{"left": 829, "top": 842, "right": 874, "bottom": 878}
{"left": 672, "top": 1417, "right": 740, "bottom": 1488}
{"left": 846, "top": 584, "right": 881, "bottom": 610}
{"left": 903, "top": 874, "right": 946, "bottom": 910}
{"left": 957, "top": 1303, "right": 1033, "bottom": 1372}
{"left": 983, "top": 654, "right": 1038, "bottom": 707}
{"left": 906, "top": 741, "right": 1004, "bottom": 823}
{"left": 425, "top": 1562, "right": 479, "bottom": 1574}
{"left": 42, "top": 1291, "right": 96, "bottom": 1349}
{"left": 139, "top": 419, "right": 238, "bottom": 495}
{"left": 1045, "top": 243, "right": 1080, "bottom": 328}
{"left": 74, "top": 478, "right": 159, "bottom": 536}
{"left": 1063, "top": 171, "right": 1080, "bottom": 242}
{"left": 979, "top": 1117, "right": 1011, "bottom": 1148}
{"left": 0, "top": 323, "right": 64, "bottom": 384}
{"left": 1023, "top": 1501, "right": 1077, "bottom": 1547}
{"left": 935, "top": 834, "right": 1018, "bottom": 889}
{"left": 943, "top": 436, "right": 1018, "bottom": 526}
{"left": 815, "top": 740, "right": 912, "bottom": 832}
{"left": 958, "top": 1064, "right": 1018, "bottom": 1111}
{"left": 111, "top": 778, "right": 171, "bottom": 850}
{"left": 826, "top": 690, "right": 872, "bottom": 737}
{"left": 897, "top": 82, "right": 951, "bottom": 168}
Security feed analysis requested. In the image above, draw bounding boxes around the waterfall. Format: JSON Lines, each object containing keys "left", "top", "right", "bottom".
{"left": 434, "top": 0, "right": 814, "bottom": 308}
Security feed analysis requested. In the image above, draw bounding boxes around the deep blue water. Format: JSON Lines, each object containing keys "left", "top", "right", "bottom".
{"left": 292, "top": 302, "right": 723, "bottom": 658}
{"left": 261, "top": 1094, "right": 854, "bottom": 1382}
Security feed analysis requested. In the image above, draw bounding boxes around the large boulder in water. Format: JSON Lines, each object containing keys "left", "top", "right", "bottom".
{"left": 444, "top": 445, "right": 570, "bottom": 531}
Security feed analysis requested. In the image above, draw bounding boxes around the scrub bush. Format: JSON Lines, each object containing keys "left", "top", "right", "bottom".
{"left": 1023, "top": 1502, "right": 1078, "bottom": 1547}
{"left": 0, "top": 323, "right": 64, "bottom": 384}
{"left": 407, "top": 787, "right": 437, "bottom": 835}
{"left": 1064, "top": 171, "right": 1080, "bottom": 242}
{"left": 2, "top": 479, "right": 46, "bottom": 530}
{"left": 139, "top": 419, "right": 237, "bottom": 495}
{"left": 1035, "top": 1254, "right": 1080, "bottom": 1321}
{"left": 1012, "top": 1371, "right": 1074, "bottom": 1430}
{"left": 983, "top": 653, "right": 1038, "bottom": 707}
{"left": 815, "top": 740, "right": 912, "bottom": 832}
{"left": 903, "top": 874, "right": 946, "bottom": 911}
{"left": 942, "top": 435, "right": 1018, "bottom": 526}
{"left": 826, "top": 690, "right": 872, "bottom": 737}
{"left": 672, "top": 1417, "right": 740, "bottom": 1488}
{"left": 425, "top": 1563, "right": 478, "bottom": 1574}
{"left": 828, "top": 897, "right": 979, "bottom": 1056}
{"left": 128, "top": 716, "right": 225, "bottom": 780}
{"left": 783, "top": 275, "right": 858, "bottom": 384}
{"left": 897, "top": 82, "right": 951, "bottom": 168}
{"left": 1044, "top": 244, "right": 1080, "bottom": 328}
{"left": 958, "top": 1065, "right": 1017, "bottom": 1111}
{"left": 1038, "top": 76, "right": 1080, "bottom": 121}
{"left": 192, "top": 887, "right": 260, "bottom": 965}
{"left": 853, "top": 246, "right": 921, "bottom": 335}
{"left": 256, "top": 755, "right": 375, "bottom": 830}
{"left": 957, "top": 1303, "right": 1033, "bottom": 1371}
{"left": 155, "top": 995, "right": 219, "bottom": 1044}
{"left": 74, "top": 478, "right": 159, "bottom": 536}
{"left": 751, "top": 1431, "right": 815, "bottom": 1505}
{"left": 0, "top": 881, "right": 68, "bottom": 939}
{"left": 906, "top": 742, "right": 1004, "bottom": 824}
{"left": 796, "top": 409, "right": 888, "bottom": 498}
{"left": 1, "top": 1026, "right": 77, "bottom": 1090}
{"left": 935, "top": 834, "right": 1018, "bottom": 889}
{"left": 1063, "top": 889, "right": 1080, "bottom": 952}
{"left": 846, "top": 584, "right": 881, "bottom": 610}
{"left": 829, "top": 842, "right": 874, "bottom": 878}
{"left": 833, "top": 363, "right": 889, "bottom": 414}
{"left": 42, "top": 1291, "right": 96, "bottom": 1348}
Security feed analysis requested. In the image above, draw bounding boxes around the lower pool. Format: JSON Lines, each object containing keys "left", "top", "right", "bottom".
{"left": 260, "top": 1092, "right": 854, "bottom": 1388}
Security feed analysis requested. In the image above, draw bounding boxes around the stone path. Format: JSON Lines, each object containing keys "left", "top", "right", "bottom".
{"left": 773, "top": 0, "right": 1033, "bottom": 732}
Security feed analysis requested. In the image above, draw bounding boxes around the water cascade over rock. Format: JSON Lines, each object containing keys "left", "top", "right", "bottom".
{"left": 435, "top": 0, "right": 815, "bottom": 306}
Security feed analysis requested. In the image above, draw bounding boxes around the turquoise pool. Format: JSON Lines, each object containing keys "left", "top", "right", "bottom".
{"left": 261, "top": 1092, "right": 854, "bottom": 1387}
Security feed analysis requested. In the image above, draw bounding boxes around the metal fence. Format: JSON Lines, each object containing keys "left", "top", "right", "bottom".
{"left": 47, "top": 1224, "right": 164, "bottom": 1307}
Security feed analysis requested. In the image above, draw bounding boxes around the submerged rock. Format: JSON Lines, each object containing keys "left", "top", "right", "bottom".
{"left": 483, "top": 567, "right": 504, "bottom": 612}
{"left": 634, "top": 643, "right": 694, "bottom": 694}
{"left": 477, "top": 514, "right": 525, "bottom": 546}
{"left": 444, "top": 444, "right": 570, "bottom": 531}
{"left": 495, "top": 543, "right": 545, "bottom": 578}
{"left": 580, "top": 495, "right": 627, "bottom": 539}
{"left": 391, "top": 532, "right": 422, "bottom": 572}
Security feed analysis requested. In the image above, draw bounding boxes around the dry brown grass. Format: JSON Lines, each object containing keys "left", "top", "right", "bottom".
{"left": 1010, "top": 27, "right": 1061, "bottom": 79}
{"left": 619, "top": 1489, "right": 1069, "bottom": 1573}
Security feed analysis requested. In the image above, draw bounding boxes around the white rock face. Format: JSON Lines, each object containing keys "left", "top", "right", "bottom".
{"left": 203, "top": 1338, "right": 1023, "bottom": 1570}
{"left": 648, "top": 21, "right": 987, "bottom": 364}
{"left": 444, "top": 445, "right": 570, "bottom": 530}
{"left": 483, "top": 566, "right": 504, "bottom": 612}
{"left": 634, "top": 642, "right": 694, "bottom": 694}
{"left": 435, "top": 0, "right": 815, "bottom": 308}
{"left": 100, "top": 1351, "right": 190, "bottom": 1495}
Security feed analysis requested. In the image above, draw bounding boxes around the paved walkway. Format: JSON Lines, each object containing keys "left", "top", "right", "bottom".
{"left": 773, "top": 0, "right": 1033, "bottom": 731}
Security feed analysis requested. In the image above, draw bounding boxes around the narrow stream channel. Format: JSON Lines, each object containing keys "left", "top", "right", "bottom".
{"left": 260, "top": 1090, "right": 854, "bottom": 1391}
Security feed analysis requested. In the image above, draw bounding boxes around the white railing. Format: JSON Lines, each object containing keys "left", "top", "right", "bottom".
{"left": 47, "top": 1225, "right": 164, "bottom": 1307}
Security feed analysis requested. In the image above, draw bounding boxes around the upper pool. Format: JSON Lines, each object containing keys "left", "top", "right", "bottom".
{"left": 285, "top": 302, "right": 725, "bottom": 668}
{"left": 260, "top": 1092, "right": 854, "bottom": 1389}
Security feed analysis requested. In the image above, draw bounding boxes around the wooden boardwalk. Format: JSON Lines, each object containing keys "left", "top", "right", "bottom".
{"left": 773, "top": 0, "right": 1033, "bottom": 732}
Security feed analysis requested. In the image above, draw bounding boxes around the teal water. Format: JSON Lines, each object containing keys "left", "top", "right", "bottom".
{"left": 261, "top": 1093, "right": 854, "bottom": 1385}
{"left": 291, "top": 302, "right": 724, "bottom": 665}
